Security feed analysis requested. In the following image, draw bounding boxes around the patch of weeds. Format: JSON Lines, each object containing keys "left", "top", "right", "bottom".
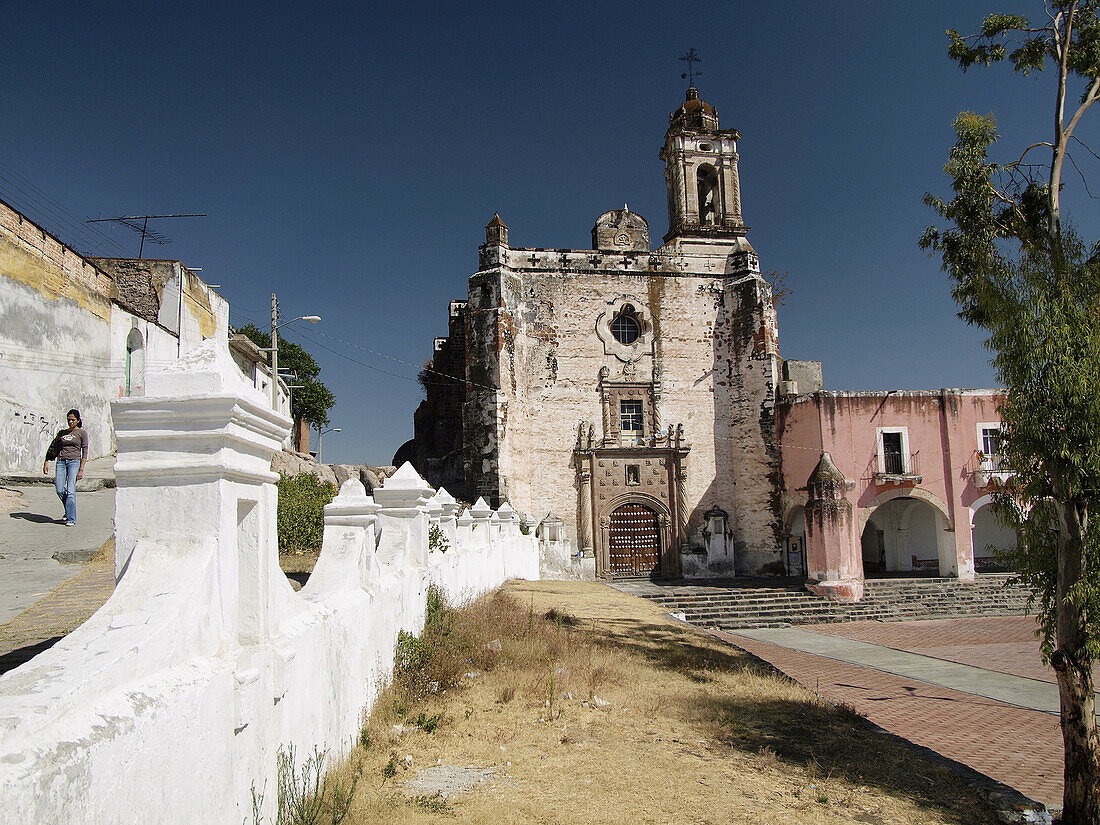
{"left": 544, "top": 608, "right": 577, "bottom": 628}
{"left": 428, "top": 523, "right": 450, "bottom": 553}
{"left": 412, "top": 712, "right": 443, "bottom": 733}
{"left": 834, "top": 700, "right": 866, "bottom": 720}
{"left": 395, "top": 631, "right": 431, "bottom": 681}
{"left": 381, "top": 752, "right": 402, "bottom": 786}
{"left": 586, "top": 664, "right": 611, "bottom": 697}
{"left": 358, "top": 729, "right": 371, "bottom": 750}
{"left": 425, "top": 583, "right": 452, "bottom": 627}
{"left": 497, "top": 684, "right": 516, "bottom": 704}
{"left": 411, "top": 793, "right": 452, "bottom": 814}
{"left": 270, "top": 745, "right": 359, "bottom": 825}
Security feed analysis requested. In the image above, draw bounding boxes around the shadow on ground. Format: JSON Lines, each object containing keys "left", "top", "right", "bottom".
{"left": 9, "top": 512, "right": 62, "bottom": 524}
{"left": 581, "top": 613, "right": 996, "bottom": 822}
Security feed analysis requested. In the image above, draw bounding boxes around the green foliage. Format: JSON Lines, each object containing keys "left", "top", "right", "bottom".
{"left": 277, "top": 473, "right": 337, "bottom": 554}
{"left": 411, "top": 711, "right": 443, "bottom": 733}
{"left": 923, "top": 3, "right": 1100, "bottom": 665}
{"left": 425, "top": 583, "right": 451, "bottom": 627}
{"left": 380, "top": 752, "right": 400, "bottom": 786}
{"left": 924, "top": 113, "right": 1100, "bottom": 662}
{"left": 237, "top": 323, "right": 335, "bottom": 429}
{"left": 428, "top": 523, "right": 449, "bottom": 553}
{"left": 947, "top": 4, "right": 1100, "bottom": 79}
{"left": 264, "top": 745, "right": 358, "bottom": 825}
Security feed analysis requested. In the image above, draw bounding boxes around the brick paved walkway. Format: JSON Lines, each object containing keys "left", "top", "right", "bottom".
{"left": 716, "top": 623, "right": 1065, "bottom": 807}
{"left": 0, "top": 560, "right": 115, "bottom": 675}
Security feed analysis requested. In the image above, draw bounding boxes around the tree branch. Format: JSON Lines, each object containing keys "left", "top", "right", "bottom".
{"left": 1064, "top": 76, "right": 1100, "bottom": 145}
{"left": 1004, "top": 141, "right": 1056, "bottom": 168}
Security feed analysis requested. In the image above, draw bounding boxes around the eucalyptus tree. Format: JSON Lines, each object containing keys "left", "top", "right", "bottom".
{"left": 922, "top": 4, "right": 1100, "bottom": 819}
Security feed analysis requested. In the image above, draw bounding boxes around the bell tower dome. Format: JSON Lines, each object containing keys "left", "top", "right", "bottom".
{"left": 658, "top": 87, "right": 747, "bottom": 245}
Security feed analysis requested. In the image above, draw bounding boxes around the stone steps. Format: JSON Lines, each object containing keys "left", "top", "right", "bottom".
{"left": 642, "top": 575, "right": 1032, "bottom": 629}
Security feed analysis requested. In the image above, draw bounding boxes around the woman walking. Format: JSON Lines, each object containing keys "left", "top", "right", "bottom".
{"left": 43, "top": 409, "right": 88, "bottom": 526}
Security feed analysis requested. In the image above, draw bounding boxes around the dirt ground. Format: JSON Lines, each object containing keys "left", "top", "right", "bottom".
{"left": 313, "top": 580, "right": 995, "bottom": 825}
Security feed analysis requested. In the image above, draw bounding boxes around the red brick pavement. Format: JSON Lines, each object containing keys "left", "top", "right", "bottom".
{"left": 715, "top": 628, "right": 1065, "bottom": 807}
{"left": 812, "top": 616, "right": 1066, "bottom": 684}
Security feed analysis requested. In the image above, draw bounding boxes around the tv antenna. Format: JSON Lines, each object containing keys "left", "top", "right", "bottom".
{"left": 86, "top": 213, "right": 206, "bottom": 258}
{"left": 679, "top": 48, "right": 703, "bottom": 87}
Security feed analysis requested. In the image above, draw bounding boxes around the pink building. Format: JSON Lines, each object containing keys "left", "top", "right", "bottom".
{"left": 777, "top": 384, "right": 1016, "bottom": 601}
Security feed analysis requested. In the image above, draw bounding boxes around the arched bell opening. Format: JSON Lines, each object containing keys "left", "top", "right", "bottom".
{"left": 696, "top": 164, "right": 720, "bottom": 226}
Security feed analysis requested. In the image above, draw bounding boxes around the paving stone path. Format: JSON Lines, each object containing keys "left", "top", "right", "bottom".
{"left": 0, "top": 560, "right": 116, "bottom": 675}
{"left": 711, "top": 616, "right": 1065, "bottom": 808}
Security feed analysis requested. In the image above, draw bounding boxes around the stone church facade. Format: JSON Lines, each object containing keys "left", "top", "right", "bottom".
{"left": 403, "top": 86, "right": 1011, "bottom": 587}
{"left": 403, "top": 88, "right": 788, "bottom": 579}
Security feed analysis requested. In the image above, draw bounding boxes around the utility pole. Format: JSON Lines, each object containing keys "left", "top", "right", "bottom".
{"left": 270, "top": 293, "right": 279, "bottom": 410}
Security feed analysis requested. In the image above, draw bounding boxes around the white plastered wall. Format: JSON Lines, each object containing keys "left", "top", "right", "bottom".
{"left": 0, "top": 339, "right": 538, "bottom": 824}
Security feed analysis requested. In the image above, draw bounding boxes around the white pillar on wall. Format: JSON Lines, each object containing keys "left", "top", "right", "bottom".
{"left": 112, "top": 339, "right": 291, "bottom": 643}
{"left": 373, "top": 462, "right": 434, "bottom": 568}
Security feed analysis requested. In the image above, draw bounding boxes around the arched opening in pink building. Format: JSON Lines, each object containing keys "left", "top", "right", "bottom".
{"left": 970, "top": 496, "right": 1018, "bottom": 573}
{"left": 785, "top": 505, "right": 808, "bottom": 577}
{"left": 860, "top": 497, "right": 952, "bottom": 577}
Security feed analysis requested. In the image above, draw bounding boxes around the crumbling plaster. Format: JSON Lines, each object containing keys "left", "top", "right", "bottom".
{"left": 462, "top": 243, "right": 783, "bottom": 575}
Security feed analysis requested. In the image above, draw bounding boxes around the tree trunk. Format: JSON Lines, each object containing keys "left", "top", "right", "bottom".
{"left": 1055, "top": 498, "right": 1100, "bottom": 823}
{"left": 1055, "top": 646, "right": 1100, "bottom": 822}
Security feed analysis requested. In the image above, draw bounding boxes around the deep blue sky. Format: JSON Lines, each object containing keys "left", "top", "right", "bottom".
{"left": 1, "top": 1, "right": 1097, "bottom": 466}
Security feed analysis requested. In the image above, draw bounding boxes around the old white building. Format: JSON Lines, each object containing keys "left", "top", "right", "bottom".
{"left": 0, "top": 199, "right": 230, "bottom": 473}
{"left": 405, "top": 88, "right": 794, "bottom": 578}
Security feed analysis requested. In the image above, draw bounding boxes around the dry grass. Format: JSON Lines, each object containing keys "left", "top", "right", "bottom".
{"left": 89, "top": 535, "right": 115, "bottom": 565}
{"left": 279, "top": 549, "right": 321, "bottom": 575}
{"left": 296, "top": 581, "right": 995, "bottom": 825}
{"left": 0, "top": 487, "right": 27, "bottom": 513}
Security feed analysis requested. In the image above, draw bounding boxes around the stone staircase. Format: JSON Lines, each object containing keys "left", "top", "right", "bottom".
{"left": 632, "top": 574, "right": 1032, "bottom": 630}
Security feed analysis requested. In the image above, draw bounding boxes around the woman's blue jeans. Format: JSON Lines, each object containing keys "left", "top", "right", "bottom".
{"left": 54, "top": 458, "right": 80, "bottom": 524}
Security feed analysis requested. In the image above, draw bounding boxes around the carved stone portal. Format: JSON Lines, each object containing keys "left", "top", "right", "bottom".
{"left": 574, "top": 423, "right": 690, "bottom": 578}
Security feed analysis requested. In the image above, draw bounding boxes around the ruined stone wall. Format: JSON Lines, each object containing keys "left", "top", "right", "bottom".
{"left": 411, "top": 303, "right": 468, "bottom": 496}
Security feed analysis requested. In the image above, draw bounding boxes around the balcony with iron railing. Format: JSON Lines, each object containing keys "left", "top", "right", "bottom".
{"left": 872, "top": 449, "right": 922, "bottom": 485}
{"left": 972, "top": 451, "right": 1013, "bottom": 488}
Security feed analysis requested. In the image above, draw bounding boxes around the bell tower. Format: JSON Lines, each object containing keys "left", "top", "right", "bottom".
{"left": 659, "top": 87, "right": 747, "bottom": 245}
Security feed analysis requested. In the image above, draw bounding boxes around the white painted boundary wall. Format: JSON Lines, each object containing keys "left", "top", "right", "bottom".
{"left": 0, "top": 339, "right": 538, "bottom": 824}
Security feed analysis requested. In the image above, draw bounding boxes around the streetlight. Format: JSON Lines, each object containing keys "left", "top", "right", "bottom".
{"left": 317, "top": 427, "right": 341, "bottom": 465}
{"left": 268, "top": 293, "right": 320, "bottom": 410}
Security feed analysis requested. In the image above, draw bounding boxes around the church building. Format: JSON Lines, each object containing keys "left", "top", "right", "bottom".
{"left": 401, "top": 86, "right": 1012, "bottom": 593}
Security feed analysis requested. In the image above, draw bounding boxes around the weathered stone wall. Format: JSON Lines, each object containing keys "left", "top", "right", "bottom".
{"left": 410, "top": 301, "right": 468, "bottom": 496}
{"left": 460, "top": 241, "right": 782, "bottom": 575}
{"left": 0, "top": 202, "right": 116, "bottom": 471}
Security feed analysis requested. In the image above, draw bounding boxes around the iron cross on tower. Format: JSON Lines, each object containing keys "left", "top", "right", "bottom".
{"left": 679, "top": 48, "right": 702, "bottom": 87}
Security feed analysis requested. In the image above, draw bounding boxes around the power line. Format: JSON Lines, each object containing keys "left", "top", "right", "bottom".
{"left": 0, "top": 160, "right": 126, "bottom": 253}
{"left": 0, "top": 166, "right": 127, "bottom": 255}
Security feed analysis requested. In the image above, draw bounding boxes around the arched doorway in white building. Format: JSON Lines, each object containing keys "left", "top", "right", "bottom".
{"left": 125, "top": 327, "right": 145, "bottom": 397}
{"left": 860, "top": 496, "right": 954, "bottom": 577}
{"left": 970, "top": 496, "right": 1018, "bottom": 573}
